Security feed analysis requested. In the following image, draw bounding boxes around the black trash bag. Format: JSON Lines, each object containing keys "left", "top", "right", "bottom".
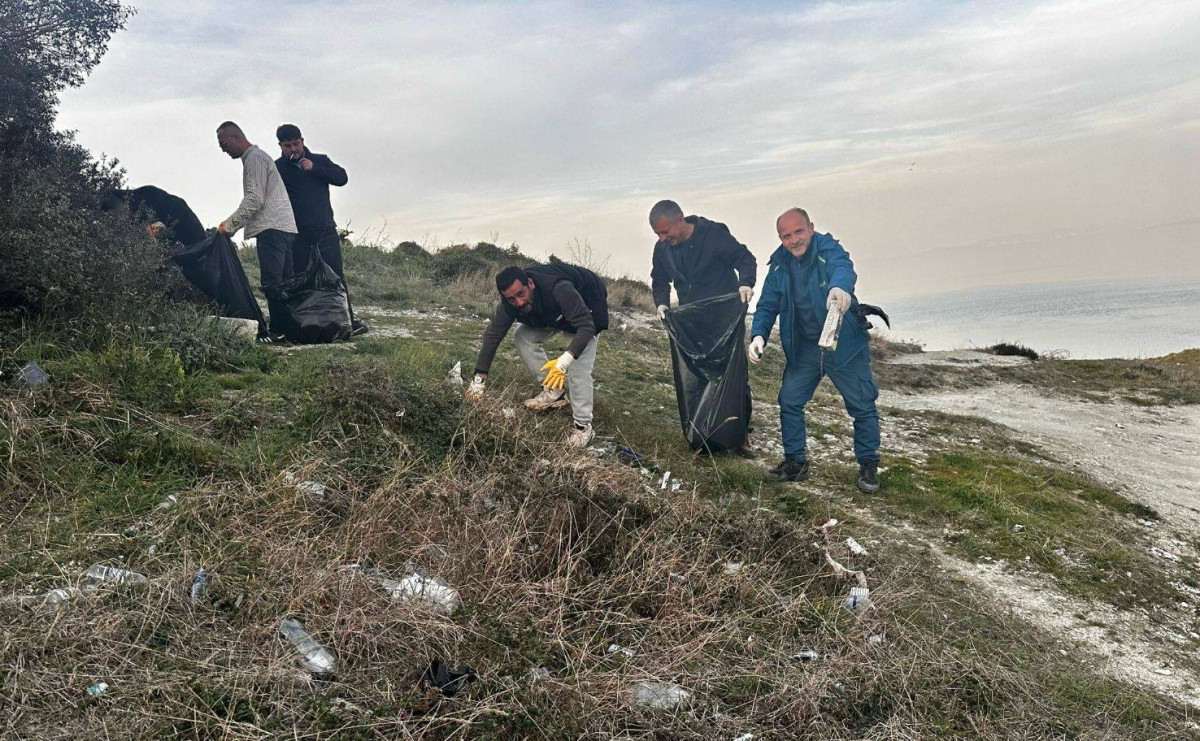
{"left": 269, "top": 247, "right": 351, "bottom": 344}
{"left": 412, "top": 658, "right": 476, "bottom": 712}
{"left": 662, "top": 292, "right": 750, "bottom": 453}
{"left": 170, "top": 230, "right": 267, "bottom": 329}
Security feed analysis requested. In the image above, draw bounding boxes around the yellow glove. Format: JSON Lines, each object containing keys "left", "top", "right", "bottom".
{"left": 539, "top": 352, "right": 574, "bottom": 390}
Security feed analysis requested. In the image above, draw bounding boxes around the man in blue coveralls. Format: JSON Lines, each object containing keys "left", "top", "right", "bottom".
{"left": 748, "top": 207, "right": 881, "bottom": 493}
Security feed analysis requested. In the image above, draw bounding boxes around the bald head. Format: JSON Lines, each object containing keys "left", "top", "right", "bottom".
{"left": 777, "top": 207, "right": 815, "bottom": 256}
{"left": 216, "top": 121, "right": 251, "bottom": 159}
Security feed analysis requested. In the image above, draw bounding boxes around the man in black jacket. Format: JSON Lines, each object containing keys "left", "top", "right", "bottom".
{"left": 102, "top": 185, "right": 206, "bottom": 246}
{"left": 466, "top": 263, "right": 608, "bottom": 448}
{"left": 649, "top": 200, "right": 756, "bottom": 317}
{"left": 649, "top": 200, "right": 757, "bottom": 453}
{"left": 274, "top": 123, "right": 366, "bottom": 335}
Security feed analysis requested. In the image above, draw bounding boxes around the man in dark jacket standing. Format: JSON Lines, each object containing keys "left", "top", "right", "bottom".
{"left": 274, "top": 123, "right": 366, "bottom": 335}
{"left": 466, "top": 262, "right": 608, "bottom": 448}
{"left": 649, "top": 199, "right": 757, "bottom": 452}
{"left": 649, "top": 200, "right": 756, "bottom": 317}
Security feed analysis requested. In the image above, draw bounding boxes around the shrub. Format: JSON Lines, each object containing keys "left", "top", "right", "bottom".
{"left": 986, "top": 342, "right": 1039, "bottom": 361}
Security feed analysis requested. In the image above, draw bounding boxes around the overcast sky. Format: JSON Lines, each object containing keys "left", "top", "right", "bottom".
{"left": 59, "top": 0, "right": 1200, "bottom": 299}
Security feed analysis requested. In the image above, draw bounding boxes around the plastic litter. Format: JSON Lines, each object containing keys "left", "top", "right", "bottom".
{"left": 86, "top": 681, "right": 109, "bottom": 697}
{"left": 528, "top": 667, "right": 550, "bottom": 683}
{"left": 189, "top": 568, "right": 209, "bottom": 602}
{"left": 382, "top": 573, "right": 460, "bottom": 614}
{"left": 155, "top": 494, "right": 178, "bottom": 511}
{"left": 845, "top": 537, "right": 868, "bottom": 556}
{"left": 630, "top": 680, "right": 691, "bottom": 710}
{"left": 723, "top": 562, "right": 745, "bottom": 575}
{"left": 1011, "top": 524, "right": 1024, "bottom": 533}
{"left": 446, "top": 361, "right": 464, "bottom": 387}
{"left": 844, "top": 586, "right": 871, "bottom": 610}
{"left": 85, "top": 564, "right": 148, "bottom": 587}
{"left": 819, "top": 518, "right": 839, "bottom": 534}
{"left": 606, "top": 643, "right": 636, "bottom": 657}
{"left": 733, "top": 734, "right": 757, "bottom": 741}
{"left": 284, "top": 473, "right": 326, "bottom": 499}
{"left": 792, "top": 649, "right": 819, "bottom": 661}
{"left": 16, "top": 360, "right": 50, "bottom": 389}
{"left": 659, "top": 471, "right": 671, "bottom": 490}
{"left": 818, "top": 304, "right": 843, "bottom": 351}
{"left": 278, "top": 618, "right": 337, "bottom": 677}
{"left": 414, "top": 658, "right": 475, "bottom": 711}
{"left": 42, "top": 587, "right": 80, "bottom": 608}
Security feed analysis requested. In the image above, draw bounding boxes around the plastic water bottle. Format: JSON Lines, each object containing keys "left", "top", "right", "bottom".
{"left": 44, "top": 587, "right": 80, "bottom": 607}
{"left": 85, "top": 564, "right": 148, "bottom": 587}
{"left": 189, "top": 568, "right": 209, "bottom": 602}
{"left": 278, "top": 618, "right": 336, "bottom": 677}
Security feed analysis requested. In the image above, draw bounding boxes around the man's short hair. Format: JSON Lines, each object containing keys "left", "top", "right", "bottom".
{"left": 276, "top": 123, "right": 302, "bottom": 142}
{"left": 649, "top": 200, "right": 684, "bottom": 224}
{"left": 495, "top": 266, "right": 530, "bottom": 293}
{"left": 216, "top": 121, "right": 242, "bottom": 134}
{"left": 781, "top": 207, "right": 811, "bottom": 225}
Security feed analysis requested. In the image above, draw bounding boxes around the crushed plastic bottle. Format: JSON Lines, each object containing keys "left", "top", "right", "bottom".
{"left": 844, "top": 586, "right": 871, "bottom": 610}
{"left": 446, "top": 361, "right": 464, "bottom": 387}
{"left": 629, "top": 680, "right": 690, "bottom": 709}
{"left": 155, "top": 494, "right": 178, "bottom": 511}
{"left": 278, "top": 618, "right": 337, "bottom": 677}
{"left": 86, "top": 681, "right": 109, "bottom": 697}
{"left": 189, "top": 568, "right": 209, "bottom": 602}
{"left": 85, "top": 564, "right": 148, "bottom": 587}
{"left": 42, "top": 587, "right": 80, "bottom": 608}
{"left": 792, "top": 648, "right": 819, "bottom": 661}
{"left": 382, "top": 573, "right": 460, "bottom": 614}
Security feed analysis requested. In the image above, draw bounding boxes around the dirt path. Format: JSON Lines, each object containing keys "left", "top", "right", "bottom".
{"left": 879, "top": 383, "right": 1200, "bottom": 532}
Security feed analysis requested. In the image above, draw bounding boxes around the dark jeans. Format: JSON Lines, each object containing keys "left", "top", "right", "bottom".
{"left": 292, "top": 225, "right": 358, "bottom": 325}
{"left": 255, "top": 228, "right": 295, "bottom": 336}
{"left": 779, "top": 342, "right": 880, "bottom": 463}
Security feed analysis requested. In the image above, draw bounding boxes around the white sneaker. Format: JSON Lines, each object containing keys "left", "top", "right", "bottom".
{"left": 567, "top": 423, "right": 594, "bottom": 448}
{"left": 524, "top": 387, "right": 568, "bottom": 411}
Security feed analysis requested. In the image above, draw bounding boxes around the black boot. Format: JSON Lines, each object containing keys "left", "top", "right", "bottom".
{"left": 767, "top": 456, "right": 810, "bottom": 482}
{"left": 857, "top": 460, "right": 880, "bottom": 493}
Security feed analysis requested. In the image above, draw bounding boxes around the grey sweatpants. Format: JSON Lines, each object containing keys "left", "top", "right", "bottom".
{"left": 513, "top": 324, "right": 597, "bottom": 426}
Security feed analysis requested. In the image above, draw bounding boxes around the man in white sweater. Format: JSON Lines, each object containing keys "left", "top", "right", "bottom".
{"left": 216, "top": 121, "right": 298, "bottom": 341}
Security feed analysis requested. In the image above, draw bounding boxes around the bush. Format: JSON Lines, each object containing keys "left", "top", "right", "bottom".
{"left": 157, "top": 303, "right": 269, "bottom": 374}
{"left": 986, "top": 342, "right": 1039, "bottom": 361}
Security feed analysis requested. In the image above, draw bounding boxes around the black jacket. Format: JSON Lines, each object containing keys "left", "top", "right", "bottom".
{"left": 650, "top": 215, "right": 756, "bottom": 306}
{"left": 121, "top": 186, "right": 206, "bottom": 246}
{"left": 473, "top": 263, "right": 608, "bottom": 375}
{"left": 274, "top": 147, "right": 348, "bottom": 233}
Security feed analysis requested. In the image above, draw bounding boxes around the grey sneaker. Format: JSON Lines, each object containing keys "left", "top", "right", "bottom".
{"left": 524, "top": 387, "right": 568, "bottom": 411}
{"left": 857, "top": 460, "right": 880, "bottom": 493}
{"left": 567, "top": 423, "right": 594, "bottom": 448}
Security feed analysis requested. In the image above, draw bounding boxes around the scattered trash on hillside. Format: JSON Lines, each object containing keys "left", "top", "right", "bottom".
{"left": 845, "top": 537, "right": 868, "bottom": 556}
{"left": 278, "top": 618, "right": 336, "bottom": 677}
{"left": 446, "top": 361, "right": 464, "bottom": 387}
{"left": 85, "top": 564, "right": 148, "bottom": 587}
{"left": 383, "top": 573, "right": 461, "bottom": 613}
{"left": 15, "top": 360, "right": 49, "bottom": 389}
{"left": 501, "top": 407, "right": 516, "bottom": 420}
{"left": 867, "top": 633, "right": 885, "bottom": 646}
{"left": 1011, "top": 524, "right": 1024, "bottom": 533}
{"left": 284, "top": 473, "right": 326, "bottom": 500}
{"left": 527, "top": 667, "right": 550, "bottom": 683}
{"left": 659, "top": 471, "right": 671, "bottom": 490}
{"left": 723, "top": 562, "right": 745, "bottom": 576}
{"left": 819, "top": 518, "right": 839, "bottom": 534}
{"left": 414, "top": 658, "right": 475, "bottom": 711}
{"left": 733, "top": 734, "right": 757, "bottom": 741}
{"left": 155, "top": 494, "right": 178, "bottom": 511}
{"left": 630, "top": 680, "right": 690, "bottom": 710}
{"left": 86, "top": 681, "right": 109, "bottom": 697}
{"left": 792, "top": 648, "right": 819, "bottom": 661}
{"left": 189, "top": 568, "right": 209, "bottom": 602}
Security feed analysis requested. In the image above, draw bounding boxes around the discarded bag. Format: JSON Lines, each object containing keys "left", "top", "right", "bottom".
{"left": 269, "top": 247, "right": 351, "bottom": 344}
{"left": 413, "top": 658, "right": 475, "bottom": 712}
{"left": 171, "top": 231, "right": 267, "bottom": 329}
{"left": 662, "top": 293, "right": 750, "bottom": 452}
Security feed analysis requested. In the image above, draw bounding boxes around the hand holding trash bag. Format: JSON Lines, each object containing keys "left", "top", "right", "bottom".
{"left": 739, "top": 286, "right": 754, "bottom": 303}
{"left": 465, "top": 374, "right": 486, "bottom": 400}
{"left": 827, "top": 286, "right": 850, "bottom": 313}
{"left": 748, "top": 336, "right": 765, "bottom": 363}
{"left": 656, "top": 304, "right": 668, "bottom": 321}
{"left": 540, "top": 353, "right": 573, "bottom": 390}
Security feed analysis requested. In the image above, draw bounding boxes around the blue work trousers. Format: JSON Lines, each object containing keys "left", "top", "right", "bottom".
{"left": 778, "top": 342, "right": 880, "bottom": 462}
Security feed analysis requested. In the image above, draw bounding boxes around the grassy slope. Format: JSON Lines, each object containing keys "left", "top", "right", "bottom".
{"left": 1, "top": 242, "right": 1197, "bottom": 739}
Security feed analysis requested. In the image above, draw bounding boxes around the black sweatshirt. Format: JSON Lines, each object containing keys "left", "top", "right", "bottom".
{"left": 274, "top": 147, "right": 348, "bottom": 233}
{"left": 123, "top": 186, "right": 206, "bottom": 246}
{"left": 473, "top": 263, "right": 608, "bottom": 376}
{"left": 650, "top": 215, "right": 756, "bottom": 307}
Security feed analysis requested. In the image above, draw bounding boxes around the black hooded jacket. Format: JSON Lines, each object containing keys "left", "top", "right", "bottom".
{"left": 473, "top": 263, "right": 608, "bottom": 375}
{"left": 650, "top": 215, "right": 756, "bottom": 306}
{"left": 275, "top": 147, "right": 348, "bottom": 233}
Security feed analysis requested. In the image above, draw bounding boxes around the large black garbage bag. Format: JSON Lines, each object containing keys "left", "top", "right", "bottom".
{"left": 171, "top": 231, "right": 266, "bottom": 327}
{"left": 270, "top": 249, "right": 351, "bottom": 344}
{"left": 662, "top": 292, "right": 750, "bottom": 452}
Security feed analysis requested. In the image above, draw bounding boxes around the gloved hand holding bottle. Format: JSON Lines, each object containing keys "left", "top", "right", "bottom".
{"left": 826, "top": 287, "right": 850, "bottom": 313}
{"left": 748, "top": 336, "right": 765, "bottom": 363}
{"left": 539, "top": 353, "right": 574, "bottom": 390}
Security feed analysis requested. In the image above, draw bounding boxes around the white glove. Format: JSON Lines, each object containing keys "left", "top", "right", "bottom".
{"left": 827, "top": 287, "right": 851, "bottom": 313}
{"left": 748, "top": 336, "right": 765, "bottom": 363}
{"left": 738, "top": 286, "right": 753, "bottom": 303}
{"left": 465, "top": 374, "right": 486, "bottom": 400}
{"left": 656, "top": 304, "right": 668, "bottom": 321}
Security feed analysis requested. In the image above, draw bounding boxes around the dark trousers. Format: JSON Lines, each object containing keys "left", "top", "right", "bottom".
{"left": 255, "top": 228, "right": 295, "bottom": 336}
{"left": 779, "top": 342, "right": 880, "bottom": 462}
{"left": 292, "top": 225, "right": 358, "bottom": 324}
